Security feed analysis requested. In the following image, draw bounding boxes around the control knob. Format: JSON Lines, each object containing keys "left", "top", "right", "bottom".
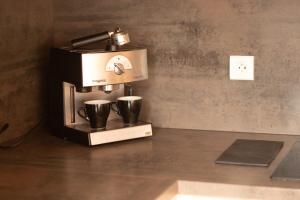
{"left": 114, "top": 63, "right": 125, "bottom": 75}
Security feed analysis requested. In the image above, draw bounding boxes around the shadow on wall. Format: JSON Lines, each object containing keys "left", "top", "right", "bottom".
{"left": 0, "top": 60, "right": 48, "bottom": 143}
{"left": 0, "top": 1, "right": 53, "bottom": 142}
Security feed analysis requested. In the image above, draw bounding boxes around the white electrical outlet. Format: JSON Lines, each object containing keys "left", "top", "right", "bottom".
{"left": 230, "top": 55, "right": 254, "bottom": 80}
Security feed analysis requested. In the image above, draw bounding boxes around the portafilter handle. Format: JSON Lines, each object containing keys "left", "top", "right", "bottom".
{"left": 71, "top": 31, "right": 111, "bottom": 48}
{"left": 70, "top": 27, "right": 130, "bottom": 49}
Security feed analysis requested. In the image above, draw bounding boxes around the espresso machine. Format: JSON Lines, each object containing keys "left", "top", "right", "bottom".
{"left": 48, "top": 27, "right": 152, "bottom": 146}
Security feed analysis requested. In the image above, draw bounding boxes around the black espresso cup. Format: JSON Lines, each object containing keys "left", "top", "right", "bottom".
{"left": 112, "top": 96, "right": 142, "bottom": 125}
{"left": 78, "top": 100, "right": 111, "bottom": 129}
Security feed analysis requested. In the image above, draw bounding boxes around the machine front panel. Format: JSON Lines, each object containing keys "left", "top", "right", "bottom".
{"left": 81, "top": 49, "right": 148, "bottom": 87}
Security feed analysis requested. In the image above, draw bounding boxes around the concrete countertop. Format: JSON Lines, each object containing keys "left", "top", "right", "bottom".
{"left": 0, "top": 126, "right": 300, "bottom": 200}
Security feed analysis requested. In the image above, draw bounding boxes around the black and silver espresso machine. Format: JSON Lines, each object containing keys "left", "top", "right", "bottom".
{"left": 48, "top": 28, "right": 152, "bottom": 146}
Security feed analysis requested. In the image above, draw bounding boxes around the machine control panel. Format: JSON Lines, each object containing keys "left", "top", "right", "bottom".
{"left": 106, "top": 55, "right": 132, "bottom": 75}
{"left": 81, "top": 49, "right": 147, "bottom": 86}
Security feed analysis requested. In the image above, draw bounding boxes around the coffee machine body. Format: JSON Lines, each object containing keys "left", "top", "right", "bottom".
{"left": 49, "top": 47, "right": 152, "bottom": 146}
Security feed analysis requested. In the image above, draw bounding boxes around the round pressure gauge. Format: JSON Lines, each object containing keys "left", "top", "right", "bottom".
{"left": 106, "top": 55, "right": 132, "bottom": 75}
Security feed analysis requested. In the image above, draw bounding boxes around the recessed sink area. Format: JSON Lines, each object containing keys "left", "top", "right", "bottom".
{"left": 156, "top": 180, "right": 300, "bottom": 200}
{"left": 173, "top": 195, "right": 249, "bottom": 200}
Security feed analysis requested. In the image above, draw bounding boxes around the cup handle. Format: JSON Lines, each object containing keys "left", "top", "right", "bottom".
{"left": 77, "top": 107, "right": 89, "bottom": 121}
{"left": 111, "top": 102, "right": 120, "bottom": 115}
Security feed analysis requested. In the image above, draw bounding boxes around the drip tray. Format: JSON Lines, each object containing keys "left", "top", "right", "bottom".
{"left": 216, "top": 139, "right": 284, "bottom": 167}
{"left": 272, "top": 141, "right": 300, "bottom": 181}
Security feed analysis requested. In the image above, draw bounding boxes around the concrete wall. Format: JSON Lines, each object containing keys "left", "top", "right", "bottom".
{"left": 53, "top": 0, "right": 300, "bottom": 135}
{"left": 0, "top": 1, "right": 53, "bottom": 142}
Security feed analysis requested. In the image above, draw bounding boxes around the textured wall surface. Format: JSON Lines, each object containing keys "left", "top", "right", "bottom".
{"left": 0, "top": 1, "right": 53, "bottom": 142}
{"left": 53, "top": 0, "right": 300, "bottom": 135}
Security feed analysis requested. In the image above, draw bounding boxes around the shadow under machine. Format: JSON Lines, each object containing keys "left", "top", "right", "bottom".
{"left": 49, "top": 28, "right": 152, "bottom": 146}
